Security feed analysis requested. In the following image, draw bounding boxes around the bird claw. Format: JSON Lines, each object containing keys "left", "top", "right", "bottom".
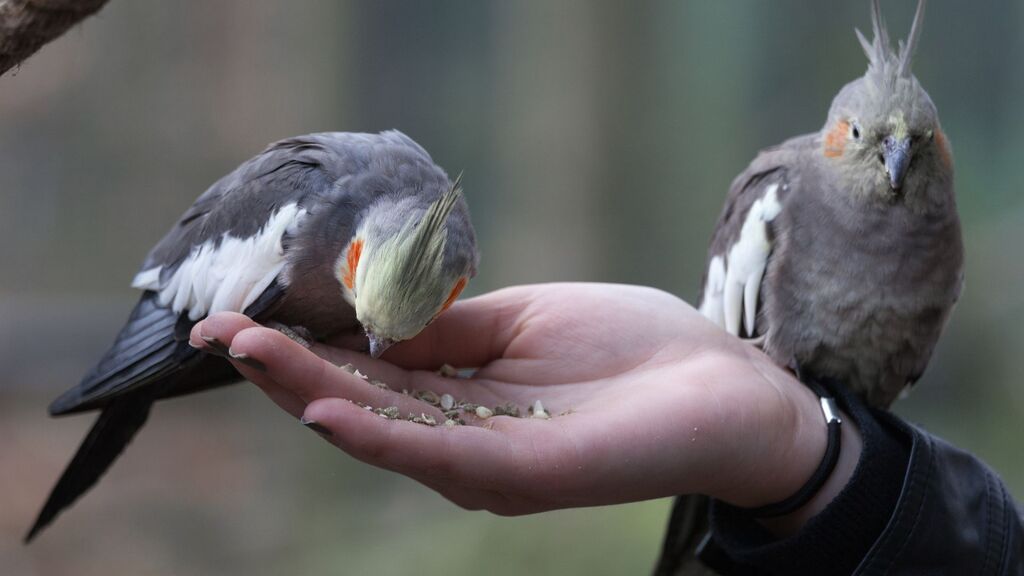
{"left": 741, "top": 334, "right": 767, "bottom": 349}
{"left": 266, "top": 322, "right": 314, "bottom": 349}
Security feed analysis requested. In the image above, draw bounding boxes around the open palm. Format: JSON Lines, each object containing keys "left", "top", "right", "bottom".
{"left": 192, "top": 283, "right": 825, "bottom": 515}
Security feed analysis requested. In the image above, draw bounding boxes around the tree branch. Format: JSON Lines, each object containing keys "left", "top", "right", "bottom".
{"left": 0, "top": 0, "right": 110, "bottom": 77}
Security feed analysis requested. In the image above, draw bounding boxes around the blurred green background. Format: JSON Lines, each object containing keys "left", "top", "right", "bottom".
{"left": 1, "top": 1, "right": 1021, "bottom": 574}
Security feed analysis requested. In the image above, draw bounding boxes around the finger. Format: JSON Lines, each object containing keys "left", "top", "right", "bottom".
{"left": 192, "top": 313, "right": 307, "bottom": 416}
{"left": 228, "top": 327, "right": 448, "bottom": 419}
{"left": 345, "top": 286, "right": 533, "bottom": 371}
{"left": 189, "top": 311, "right": 260, "bottom": 351}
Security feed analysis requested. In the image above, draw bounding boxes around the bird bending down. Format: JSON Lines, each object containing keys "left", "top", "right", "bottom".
{"left": 26, "top": 130, "right": 479, "bottom": 542}
{"left": 656, "top": 1, "right": 963, "bottom": 574}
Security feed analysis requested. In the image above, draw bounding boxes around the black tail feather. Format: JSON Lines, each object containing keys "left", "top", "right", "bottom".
{"left": 652, "top": 495, "right": 711, "bottom": 575}
{"left": 25, "top": 394, "right": 154, "bottom": 542}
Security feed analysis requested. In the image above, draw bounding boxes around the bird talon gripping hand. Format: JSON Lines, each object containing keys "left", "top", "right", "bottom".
{"left": 27, "top": 130, "right": 479, "bottom": 541}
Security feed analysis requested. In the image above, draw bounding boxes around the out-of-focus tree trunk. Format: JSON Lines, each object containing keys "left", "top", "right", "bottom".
{"left": 0, "top": 0, "right": 110, "bottom": 77}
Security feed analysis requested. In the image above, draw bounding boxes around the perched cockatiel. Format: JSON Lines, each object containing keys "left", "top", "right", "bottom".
{"left": 27, "top": 130, "right": 479, "bottom": 541}
{"left": 656, "top": 1, "right": 962, "bottom": 573}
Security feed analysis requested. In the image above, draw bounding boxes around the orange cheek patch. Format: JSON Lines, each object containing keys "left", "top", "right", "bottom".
{"left": 440, "top": 277, "right": 467, "bottom": 314}
{"left": 934, "top": 129, "right": 954, "bottom": 170}
{"left": 823, "top": 120, "right": 849, "bottom": 158}
{"left": 342, "top": 238, "right": 363, "bottom": 290}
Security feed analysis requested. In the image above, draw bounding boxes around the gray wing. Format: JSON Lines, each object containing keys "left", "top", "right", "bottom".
{"left": 697, "top": 135, "right": 812, "bottom": 339}
{"left": 139, "top": 130, "right": 433, "bottom": 274}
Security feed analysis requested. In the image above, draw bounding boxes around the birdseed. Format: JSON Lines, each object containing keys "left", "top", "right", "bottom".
{"left": 344, "top": 374, "right": 564, "bottom": 427}
{"left": 440, "top": 393, "right": 455, "bottom": 411}
{"left": 493, "top": 402, "right": 521, "bottom": 418}
{"left": 410, "top": 413, "right": 438, "bottom": 427}
{"left": 414, "top": 390, "right": 441, "bottom": 406}
{"left": 437, "top": 364, "right": 458, "bottom": 378}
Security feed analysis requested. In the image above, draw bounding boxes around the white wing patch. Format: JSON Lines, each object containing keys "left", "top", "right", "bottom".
{"left": 132, "top": 203, "right": 306, "bottom": 320}
{"left": 699, "top": 184, "right": 782, "bottom": 337}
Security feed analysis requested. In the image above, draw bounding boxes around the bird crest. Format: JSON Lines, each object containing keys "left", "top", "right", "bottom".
{"left": 397, "top": 172, "right": 464, "bottom": 286}
{"left": 856, "top": 0, "right": 926, "bottom": 89}
{"left": 355, "top": 174, "right": 467, "bottom": 340}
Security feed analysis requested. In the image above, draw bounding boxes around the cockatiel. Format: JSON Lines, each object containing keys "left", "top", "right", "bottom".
{"left": 656, "top": 1, "right": 962, "bottom": 574}
{"left": 27, "top": 130, "right": 479, "bottom": 542}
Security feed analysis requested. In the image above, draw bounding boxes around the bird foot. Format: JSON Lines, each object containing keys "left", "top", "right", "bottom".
{"left": 266, "top": 322, "right": 314, "bottom": 349}
{"left": 741, "top": 334, "right": 767, "bottom": 349}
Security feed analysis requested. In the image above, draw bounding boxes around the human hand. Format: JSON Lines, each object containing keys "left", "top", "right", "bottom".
{"left": 190, "top": 283, "right": 848, "bottom": 522}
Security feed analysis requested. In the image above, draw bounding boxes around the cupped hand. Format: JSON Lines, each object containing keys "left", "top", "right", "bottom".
{"left": 190, "top": 283, "right": 827, "bottom": 516}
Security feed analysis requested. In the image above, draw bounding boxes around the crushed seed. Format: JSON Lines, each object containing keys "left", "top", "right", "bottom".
{"left": 443, "top": 418, "right": 461, "bottom": 428}
{"left": 475, "top": 406, "right": 494, "bottom": 419}
{"left": 353, "top": 369, "right": 369, "bottom": 381}
{"left": 530, "top": 400, "right": 550, "bottom": 419}
{"left": 410, "top": 413, "right": 438, "bottom": 426}
{"left": 414, "top": 390, "right": 440, "bottom": 406}
{"left": 493, "top": 403, "right": 521, "bottom": 418}
{"left": 374, "top": 406, "right": 400, "bottom": 420}
{"left": 369, "top": 379, "right": 389, "bottom": 390}
{"left": 437, "top": 363, "right": 458, "bottom": 378}
{"left": 340, "top": 363, "right": 357, "bottom": 374}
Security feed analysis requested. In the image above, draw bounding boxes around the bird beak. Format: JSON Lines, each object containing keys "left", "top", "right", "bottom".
{"left": 367, "top": 334, "right": 395, "bottom": 359}
{"left": 882, "top": 136, "right": 912, "bottom": 190}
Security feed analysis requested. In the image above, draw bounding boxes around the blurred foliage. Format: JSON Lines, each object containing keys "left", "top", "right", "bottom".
{"left": 1, "top": 1, "right": 1021, "bottom": 574}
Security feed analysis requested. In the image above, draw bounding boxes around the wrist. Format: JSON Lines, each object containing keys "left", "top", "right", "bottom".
{"left": 757, "top": 406, "right": 862, "bottom": 536}
{"left": 708, "top": 357, "right": 826, "bottom": 507}
{"left": 709, "top": 356, "right": 861, "bottom": 523}
{"left": 710, "top": 361, "right": 864, "bottom": 534}
{"left": 705, "top": 381, "right": 906, "bottom": 574}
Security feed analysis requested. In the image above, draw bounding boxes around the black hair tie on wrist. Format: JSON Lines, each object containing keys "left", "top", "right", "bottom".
{"left": 745, "top": 378, "right": 843, "bottom": 518}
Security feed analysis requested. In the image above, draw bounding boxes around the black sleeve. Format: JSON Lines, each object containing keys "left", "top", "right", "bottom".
{"left": 699, "top": 381, "right": 1024, "bottom": 575}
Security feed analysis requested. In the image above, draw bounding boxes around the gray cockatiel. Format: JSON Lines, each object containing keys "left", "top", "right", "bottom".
{"left": 26, "top": 130, "right": 479, "bottom": 541}
{"left": 656, "top": 1, "right": 962, "bottom": 574}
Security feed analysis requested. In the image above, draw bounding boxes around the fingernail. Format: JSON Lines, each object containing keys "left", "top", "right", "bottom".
{"left": 229, "top": 350, "right": 266, "bottom": 371}
{"left": 201, "top": 335, "right": 230, "bottom": 357}
{"left": 300, "top": 417, "right": 332, "bottom": 437}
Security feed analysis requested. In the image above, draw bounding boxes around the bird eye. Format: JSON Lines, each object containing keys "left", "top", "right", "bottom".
{"left": 850, "top": 121, "right": 861, "bottom": 140}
